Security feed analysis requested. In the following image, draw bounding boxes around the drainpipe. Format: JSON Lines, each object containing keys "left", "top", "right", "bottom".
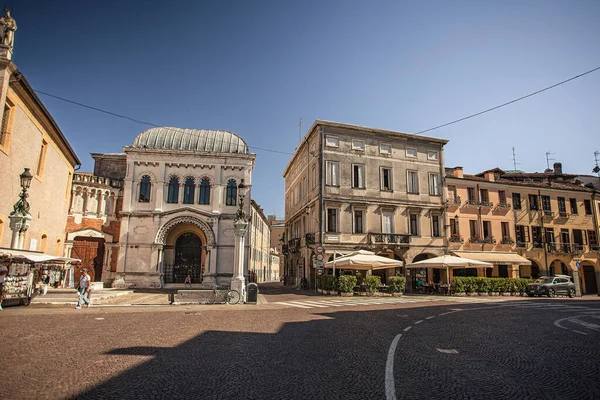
{"left": 590, "top": 189, "right": 600, "bottom": 296}
{"left": 319, "top": 126, "right": 325, "bottom": 247}
{"left": 122, "top": 161, "right": 136, "bottom": 286}
{"left": 476, "top": 184, "right": 484, "bottom": 252}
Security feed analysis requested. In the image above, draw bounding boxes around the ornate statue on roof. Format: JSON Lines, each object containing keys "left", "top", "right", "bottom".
{"left": 0, "top": 8, "right": 16, "bottom": 48}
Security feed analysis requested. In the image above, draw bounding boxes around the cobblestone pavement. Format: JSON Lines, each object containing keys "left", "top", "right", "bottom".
{"left": 1, "top": 290, "right": 598, "bottom": 399}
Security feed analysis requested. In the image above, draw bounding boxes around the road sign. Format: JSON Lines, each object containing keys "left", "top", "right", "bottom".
{"left": 315, "top": 245, "right": 324, "bottom": 254}
{"left": 316, "top": 254, "right": 324, "bottom": 262}
{"left": 576, "top": 261, "right": 581, "bottom": 268}
{"left": 316, "top": 261, "right": 324, "bottom": 268}
{"left": 317, "top": 268, "right": 324, "bottom": 274}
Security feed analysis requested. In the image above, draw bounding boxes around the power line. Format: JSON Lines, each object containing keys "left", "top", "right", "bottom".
{"left": 415, "top": 65, "right": 600, "bottom": 135}
{"left": 33, "top": 89, "right": 295, "bottom": 156}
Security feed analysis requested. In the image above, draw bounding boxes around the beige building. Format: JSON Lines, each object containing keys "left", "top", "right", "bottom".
{"left": 445, "top": 163, "right": 599, "bottom": 295}
{"left": 249, "top": 200, "right": 272, "bottom": 282}
{"left": 0, "top": 27, "right": 80, "bottom": 255}
{"left": 282, "top": 120, "right": 448, "bottom": 289}
{"left": 267, "top": 214, "right": 285, "bottom": 279}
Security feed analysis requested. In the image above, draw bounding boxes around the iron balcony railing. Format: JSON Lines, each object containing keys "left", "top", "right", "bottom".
{"left": 369, "top": 233, "right": 411, "bottom": 245}
{"left": 480, "top": 201, "right": 494, "bottom": 208}
{"left": 516, "top": 241, "right": 528, "bottom": 248}
{"left": 558, "top": 211, "right": 570, "bottom": 218}
{"left": 533, "top": 242, "right": 544, "bottom": 249}
{"left": 465, "top": 199, "right": 481, "bottom": 206}
{"left": 482, "top": 236, "right": 496, "bottom": 244}
{"left": 497, "top": 202, "right": 511, "bottom": 209}
{"left": 542, "top": 210, "right": 555, "bottom": 217}
{"left": 469, "top": 236, "right": 484, "bottom": 244}
{"left": 288, "top": 238, "right": 301, "bottom": 253}
{"left": 446, "top": 196, "right": 462, "bottom": 205}
{"left": 449, "top": 234, "right": 464, "bottom": 243}
{"left": 305, "top": 233, "right": 315, "bottom": 247}
{"left": 591, "top": 245, "right": 600, "bottom": 251}
{"left": 501, "top": 237, "right": 515, "bottom": 245}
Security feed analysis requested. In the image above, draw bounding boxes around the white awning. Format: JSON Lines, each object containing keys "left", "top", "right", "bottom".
{"left": 452, "top": 251, "right": 531, "bottom": 266}
{"left": 0, "top": 248, "right": 81, "bottom": 263}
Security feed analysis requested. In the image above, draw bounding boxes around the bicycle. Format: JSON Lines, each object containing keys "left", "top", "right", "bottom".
{"left": 207, "top": 285, "right": 241, "bottom": 305}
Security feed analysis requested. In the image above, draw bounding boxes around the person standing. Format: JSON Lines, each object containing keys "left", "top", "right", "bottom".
{"left": 76, "top": 269, "right": 91, "bottom": 309}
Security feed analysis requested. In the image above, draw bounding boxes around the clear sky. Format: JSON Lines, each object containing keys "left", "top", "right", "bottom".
{"left": 9, "top": 0, "right": 600, "bottom": 217}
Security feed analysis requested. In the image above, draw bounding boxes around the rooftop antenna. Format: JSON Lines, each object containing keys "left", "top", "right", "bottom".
{"left": 511, "top": 147, "right": 521, "bottom": 170}
{"left": 545, "top": 151, "right": 555, "bottom": 170}
{"left": 593, "top": 150, "right": 600, "bottom": 177}
{"left": 298, "top": 118, "right": 302, "bottom": 144}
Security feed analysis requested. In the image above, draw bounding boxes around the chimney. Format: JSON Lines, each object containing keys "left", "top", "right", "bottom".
{"left": 453, "top": 167, "right": 463, "bottom": 178}
{"left": 484, "top": 171, "right": 495, "bottom": 182}
{"left": 553, "top": 162, "right": 563, "bottom": 176}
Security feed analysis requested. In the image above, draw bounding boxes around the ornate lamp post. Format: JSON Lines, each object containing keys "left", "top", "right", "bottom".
{"left": 231, "top": 179, "right": 249, "bottom": 302}
{"left": 9, "top": 168, "right": 33, "bottom": 249}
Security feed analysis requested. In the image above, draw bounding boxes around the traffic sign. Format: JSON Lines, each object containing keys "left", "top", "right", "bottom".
{"left": 317, "top": 268, "right": 324, "bottom": 274}
{"left": 316, "top": 254, "right": 324, "bottom": 262}
{"left": 315, "top": 245, "right": 324, "bottom": 254}
{"left": 576, "top": 261, "right": 581, "bottom": 268}
{"left": 316, "top": 261, "right": 324, "bottom": 268}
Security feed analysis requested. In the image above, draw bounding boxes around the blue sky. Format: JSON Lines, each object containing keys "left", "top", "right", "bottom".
{"left": 10, "top": 0, "right": 600, "bottom": 217}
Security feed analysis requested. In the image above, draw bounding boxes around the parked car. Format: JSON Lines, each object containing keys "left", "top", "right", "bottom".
{"left": 526, "top": 275, "right": 576, "bottom": 298}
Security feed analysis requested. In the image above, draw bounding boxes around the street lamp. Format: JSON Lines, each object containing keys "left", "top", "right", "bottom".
{"left": 9, "top": 168, "right": 33, "bottom": 249}
{"left": 231, "top": 178, "right": 249, "bottom": 302}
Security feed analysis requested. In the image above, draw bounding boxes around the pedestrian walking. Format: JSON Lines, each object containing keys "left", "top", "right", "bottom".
{"left": 76, "top": 269, "right": 91, "bottom": 309}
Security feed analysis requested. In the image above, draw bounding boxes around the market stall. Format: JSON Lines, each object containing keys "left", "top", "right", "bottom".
{"left": 0, "top": 248, "right": 80, "bottom": 307}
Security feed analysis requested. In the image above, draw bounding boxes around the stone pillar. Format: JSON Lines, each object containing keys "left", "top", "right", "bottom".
{"left": 97, "top": 192, "right": 105, "bottom": 217}
{"left": 178, "top": 183, "right": 184, "bottom": 204}
{"left": 9, "top": 214, "right": 31, "bottom": 250}
{"left": 69, "top": 189, "right": 77, "bottom": 212}
{"left": 203, "top": 246, "right": 217, "bottom": 286}
{"left": 82, "top": 191, "right": 89, "bottom": 216}
{"left": 154, "top": 182, "right": 164, "bottom": 211}
{"left": 572, "top": 269, "right": 582, "bottom": 297}
{"left": 232, "top": 219, "right": 248, "bottom": 302}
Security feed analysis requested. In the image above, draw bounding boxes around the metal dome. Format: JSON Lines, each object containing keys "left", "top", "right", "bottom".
{"left": 131, "top": 127, "right": 249, "bottom": 154}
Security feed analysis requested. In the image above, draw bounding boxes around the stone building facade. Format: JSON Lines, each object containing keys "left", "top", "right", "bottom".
{"left": 111, "top": 127, "right": 255, "bottom": 288}
{"left": 249, "top": 199, "right": 272, "bottom": 282}
{"left": 282, "top": 120, "right": 448, "bottom": 288}
{"left": 0, "top": 31, "right": 80, "bottom": 254}
{"left": 267, "top": 214, "right": 285, "bottom": 279}
{"left": 446, "top": 163, "right": 600, "bottom": 295}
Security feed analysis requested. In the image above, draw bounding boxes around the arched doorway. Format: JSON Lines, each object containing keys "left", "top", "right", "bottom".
{"left": 520, "top": 260, "right": 541, "bottom": 279}
{"left": 71, "top": 237, "right": 105, "bottom": 283}
{"left": 409, "top": 253, "right": 438, "bottom": 289}
{"left": 166, "top": 232, "right": 202, "bottom": 284}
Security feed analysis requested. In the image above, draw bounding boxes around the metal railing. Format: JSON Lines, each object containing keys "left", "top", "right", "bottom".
{"left": 516, "top": 241, "right": 528, "bottom": 248}
{"left": 305, "top": 233, "right": 315, "bottom": 246}
{"left": 288, "top": 238, "right": 301, "bottom": 253}
{"left": 480, "top": 201, "right": 494, "bottom": 208}
{"left": 449, "top": 235, "right": 464, "bottom": 243}
{"left": 163, "top": 264, "right": 202, "bottom": 284}
{"left": 369, "top": 233, "right": 411, "bottom": 245}
{"left": 542, "top": 210, "right": 555, "bottom": 217}
{"left": 501, "top": 237, "right": 515, "bottom": 245}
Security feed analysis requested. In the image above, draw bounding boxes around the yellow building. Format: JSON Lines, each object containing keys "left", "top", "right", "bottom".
{"left": 0, "top": 19, "right": 80, "bottom": 255}
{"left": 446, "top": 164, "right": 599, "bottom": 295}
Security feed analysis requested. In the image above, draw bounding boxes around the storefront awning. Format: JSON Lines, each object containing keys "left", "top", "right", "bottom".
{"left": 0, "top": 248, "right": 81, "bottom": 263}
{"left": 451, "top": 251, "right": 531, "bottom": 266}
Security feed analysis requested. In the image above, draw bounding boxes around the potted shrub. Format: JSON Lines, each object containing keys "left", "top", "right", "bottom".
{"left": 388, "top": 276, "right": 406, "bottom": 297}
{"left": 364, "top": 275, "right": 381, "bottom": 296}
{"left": 451, "top": 277, "right": 465, "bottom": 295}
{"left": 338, "top": 275, "right": 357, "bottom": 297}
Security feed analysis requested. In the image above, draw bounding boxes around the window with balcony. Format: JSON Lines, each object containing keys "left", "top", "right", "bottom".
{"left": 480, "top": 189, "right": 489, "bottom": 203}
{"left": 501, "top": 222, "right": 511, "bottom": 244}
{"left": 352, "top": 164, "right": 365, "bottom": 189}
{"left": 380, "top": 144, "right": 391, "bottom": 154}
{"left": 498, "top": 191, "right": 507, "bottom": 207}
{"left": 428, "top": 173, "right": 440, "bottom": 195}
{"left": 588, "top": 230, "right": 598, "bottom": 248}
{"left": 573, "top": 229, "right": 585, "bottom": 252}
{"left": 482, "top": 221, "right": 493, "bottom": 242}
{"left": 325, "top": 161, "right": 339, "bottom": 186}
{"left": 469, "top": 220, "right": 478, "bottom": 241}
{"left": 529, "top": 194, "right": 539, "bottom": 211}
{"left": 381, "top": 168, "right": 392, "bottom": 191}
{"left": 532, "top": 226, "right": 542, "bottom": 247}
{"left": 407, "top": 170, "right": 419, "bottom": 194}
{"left": 432, "top": 215, "right": 441, "bottom": 237}
{"left": 467, "top": 187, "right": 476, "bottom": 203}
{"left": 382, "top": 211, "right": 394, "bottom": 234}
{"left": 167, "top": 177, "right": 180, "bottom": 203}
{"left": 512, "top": 193, "right": 522, "bottom": 210}
{"left": 515, "top": 225, "right": 529, "bottom": 246}
{"left": 406, "top": 148, "right": 417, "bottom": 158}
{"left": 352, "top": 140, "right": 365, "bottom": 151}
{"left": 198, "top": 178, "right": 210, "bottom": 204}
{"left": 584, "top": 199, "right": 592, "bottom": 215}
{"left": 545, "top": 228, "right": 555, "bottom": 251}
{"left": 0, "top": 100, "right": 15, "bottom": 151}
{"left": 450, "top": 218, "right": 459, "bottom": 236}
{"left": 354, "top": 210, "right": 364, "bottom": 234}
{"left": 325, "top": 136, "right": 339, "bottom": 147}
{"left": 557, "top": 197, "right": 567, "bottom": 216}
{"left": 570, "top": 198, "right": 578, "bottom": 214}
{"left": 541, "top": 195, "right": 552, "bottom": 216}
{"left": 560, "top": 229, "right": 571, "bottom": 252}
{"left": 327, "top": 209, "right": 338, "bottom": 233}
{"left": 409, "top": 213, "right": 419, "bottom": 236}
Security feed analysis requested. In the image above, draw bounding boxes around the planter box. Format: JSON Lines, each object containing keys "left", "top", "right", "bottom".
{"left": 391, "top": 293, "right": 402, "bottom": 297}
{"left": 366, "top": 292, "right": 376, "bottom": 297}
{"left": 340, "top": 292, "right": 353, "bottom": 297}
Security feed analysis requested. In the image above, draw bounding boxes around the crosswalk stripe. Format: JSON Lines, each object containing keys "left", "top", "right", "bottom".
{"left": 276, "top": 302, "right": 313, "bottom": 309}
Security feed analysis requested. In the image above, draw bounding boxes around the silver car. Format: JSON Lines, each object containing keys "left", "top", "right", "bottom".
{"left": 526, "top": 275, "right": 576, "bottom": 298}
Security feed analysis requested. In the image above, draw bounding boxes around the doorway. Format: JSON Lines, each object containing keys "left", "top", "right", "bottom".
{"left": 583, "top": 266, "right": 598, "bottom": 294}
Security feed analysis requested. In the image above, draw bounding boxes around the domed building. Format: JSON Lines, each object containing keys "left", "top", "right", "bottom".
{"left": 65, "top": 127, "right": 255, "bottom": 289}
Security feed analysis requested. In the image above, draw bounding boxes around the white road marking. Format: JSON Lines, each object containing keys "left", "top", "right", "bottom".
{"left": 436, "top": 348, "right": 459, "bottom": 354}
{"left": 275, "top": 302, "right": 312, "bottom": 309}
{"left": 403, "top": 326, "right": 412, "bottom": 332}
{"left": 425, "top": 316, "right": 435, "bottom": 320}
{"left": 414, "top": 320, "right": 423, "bottom": 324}
{"left": 572, "top": 330, "right": 589, "bottom": 335}
{"left": 385, "top": 334, "right": 402, "bottom": 400}
{"left": 570, "top": 318, "right": 600, "bottom": 332}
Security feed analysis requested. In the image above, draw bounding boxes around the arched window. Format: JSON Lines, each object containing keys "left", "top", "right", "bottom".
{"left": 199, "top": 178, "right": 211, "bottom": 205}
{"left": 139, "top": 175, "right": 151, "bottom": 202}
{"left": 226, "top": 179, "right": 237, "bottom": 206}
{"left": 183, "top": 178, "right": 195, "bottom": 204}
{"left": 167, "top": 177, "right": 180, "bottom": 203}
